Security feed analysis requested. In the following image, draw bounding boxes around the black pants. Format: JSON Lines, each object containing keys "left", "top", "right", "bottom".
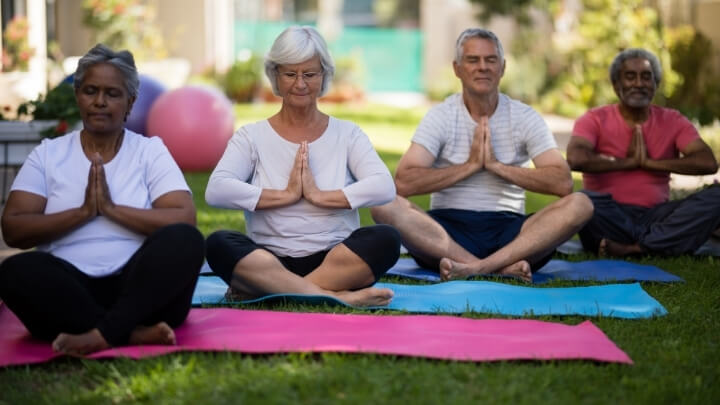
{"left": 206, "top": 225, "right": 401, "bottom": 287}
{"left": 0, "top": 223, "right": 204, "bottom": 346}
{"left": 579, "top": 184, "right": 720, "bottom": 255}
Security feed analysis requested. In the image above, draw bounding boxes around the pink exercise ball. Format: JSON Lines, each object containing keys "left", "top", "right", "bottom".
{"left": 147, "top": 86, "right": 235, "bottom": 171}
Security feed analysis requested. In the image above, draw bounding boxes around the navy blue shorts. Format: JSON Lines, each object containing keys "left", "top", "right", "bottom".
{"left": 412, "top": 209, "right": 552, "bottom": 272}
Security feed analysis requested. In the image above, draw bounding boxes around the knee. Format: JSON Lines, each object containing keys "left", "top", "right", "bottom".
{"left": 151, "top": 224, "right": 205, "bottom": 270}
{"left": 163, "top": 223, "right": 204, "bottom": 254}
{"left": 373, "top": 224, "right": 402, "bottom": 253}
{"left": 370, "top": 196, "right": 406, "bottom": 225}
{"left": 206, "top": 230, "right": 245, "bottom": 261}
{"left": 563, "top": 192, "right": 595, "bottom": 224}
{"left": 232, "top": 249, "right": 275, "bottom": 277}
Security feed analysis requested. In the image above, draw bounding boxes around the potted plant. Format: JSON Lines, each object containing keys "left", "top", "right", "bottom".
{"left": 0, "top": 83, "right": 81, "bottom": 167}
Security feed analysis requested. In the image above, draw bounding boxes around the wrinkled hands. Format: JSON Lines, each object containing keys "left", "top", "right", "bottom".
{"left": 466, "top": 116, "right": 498, "bottom": 173}
{"left": 82, "top": 153, "right": 115, "bottom": 220}
{"left": 286, "top": 141, "right": 321, "bottom": 205}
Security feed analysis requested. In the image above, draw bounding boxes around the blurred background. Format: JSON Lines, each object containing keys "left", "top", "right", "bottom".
{"left": 1, "top": 0, "right": 719, "bottom": 246}
{"left": 0, "top": 0, "right": 719, "bottom": 119}
{"left": 1, "top": 0, "right": 719, "bottom": 174}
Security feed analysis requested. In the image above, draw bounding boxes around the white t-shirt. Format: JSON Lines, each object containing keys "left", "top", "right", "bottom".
{"left": 206, "top": 117, "right": 395, "bottom": 257}
{"left": 412, "top": 93, "right": 557, "bottom": 214}
{"left": 11, "top": 129, "right": 190, "bottom": 277}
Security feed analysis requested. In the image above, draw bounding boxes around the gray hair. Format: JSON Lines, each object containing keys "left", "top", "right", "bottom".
{"left": 73, "top": 43, "right": 139, "bottom": 99}
{"left": 264, "top": 26, "right": 335, "bottom": 97}
{"left": 609, "top": 48, "right": 662, "bottom": 85}
{"left": 455, "top": 28, "right": 505, "bottom": 64}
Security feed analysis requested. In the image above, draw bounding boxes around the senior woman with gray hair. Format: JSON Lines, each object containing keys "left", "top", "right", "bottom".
{"left": 205, "top": 26, "right": 400, "bottom": 307}
{"left": 0, "top": 44, "right": 204, "bottom": 355}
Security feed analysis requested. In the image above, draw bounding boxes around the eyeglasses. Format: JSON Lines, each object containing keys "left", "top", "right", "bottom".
{"left": 277, "top": 69, "right": 324, "bottom": 83}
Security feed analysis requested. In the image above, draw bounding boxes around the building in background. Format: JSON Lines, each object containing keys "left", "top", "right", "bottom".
{"left": 2, "top": 0, "right": 720, "bottom": 99}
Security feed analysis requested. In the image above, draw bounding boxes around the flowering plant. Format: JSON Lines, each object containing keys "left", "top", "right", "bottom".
{"left": 16, "top": 83, "right": 81, "bottom": 138}
{"left": 1, "top": 16, "right": 35, "bottom": 71}
{"left": 82, "top": 0, "right": 167, "bottom": 60}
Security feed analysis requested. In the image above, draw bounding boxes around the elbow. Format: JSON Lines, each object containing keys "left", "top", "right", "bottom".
{"left": 555, "top": 175, "right": 574, "bottom": 197}
{"left": 2, "top": 234, "right": 31, "bottom": 250}
{"left": 554, "top": 180, "right": 574, "bottom": 197}
{"left": 395, "top": 183, "right": 412, "bottom": 198}
{"left": 565, "top": 154, "right": 584, "bottom": 172}
{"left": 705, "top": 158, "right": 719, "bottom": 175}
{"left": 394, "top": 177, "right": 414, "bottom": 198}
{"left": 376, "top": 177, "right": 397, "bottom": 205}
{"left": 204, "top": 184, "right": 220, "bottom": 207}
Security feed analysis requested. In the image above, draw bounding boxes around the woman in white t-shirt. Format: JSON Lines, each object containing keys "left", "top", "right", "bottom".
{"left": 205, "top": 26, "right": 400, "bottom": 307}
{"left": 0, "top": 44, "right": 204, "bottom": 356}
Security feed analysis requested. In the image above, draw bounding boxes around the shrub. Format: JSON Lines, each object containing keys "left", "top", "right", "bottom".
{"left": 219, "top": 53, "right": 262, "bottom": 103}
{"left": 17, "top": 83, "right": 81, "bottom": 138}
{"left": 665, "top": 25, "right": 720, "bottom": 125}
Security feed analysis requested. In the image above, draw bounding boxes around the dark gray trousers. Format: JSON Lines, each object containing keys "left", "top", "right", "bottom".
{"left": 578, "top": 184, "right": 720, "bottom": 255}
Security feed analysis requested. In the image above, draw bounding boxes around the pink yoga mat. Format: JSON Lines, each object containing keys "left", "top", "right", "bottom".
{"left": 0, "top": 305, "right": 632, "bottom": 367}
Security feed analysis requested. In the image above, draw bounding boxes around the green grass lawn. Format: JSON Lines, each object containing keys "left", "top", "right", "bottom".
{"left": 1, "top": 104, "right": 719, "bottom": 404}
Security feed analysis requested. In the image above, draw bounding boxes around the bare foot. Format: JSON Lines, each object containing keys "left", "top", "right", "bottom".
{"left": 128, "top": 322, "right": 176, "bottom": 346}
{"left": 335, "top": 287, "right": 394, "bottom": 307}
{"left": 497, "top": 260, "right": 532, "bottom": 283}
{"left": 598, "top": 238, "right": 644, "bottom": 257}
{"left": 440, "top": 258, "right": 532, "bottom": 283}
{"left": 52, "top": 328, "right": 110, "bottom": 356}
{"left": 438, "top": 258, "right": 475, "bottom": 281}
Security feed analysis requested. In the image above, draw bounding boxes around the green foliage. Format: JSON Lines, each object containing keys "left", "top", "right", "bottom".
{"left": 219, "top": 53, "right": 262, "bottom": 103}
{"left": 469, "top": 0, "right": 538, "bottom": 24}
{"left": 1, "top": 16, "right": 35, "bottom": 71}
{"left": 699, "top": 124, "right": 720, "bottom": 161}
{"left": 16, "top": 83, "right": 81, "bottom": 138}
{"left": 540, "top": 0, "right": 679, "bottom": 118}
{"left": 82, "top": 0, "right": 167, "bottom": 60}
{"left": 664, "top": 26, "right": 720, "bottom": 125}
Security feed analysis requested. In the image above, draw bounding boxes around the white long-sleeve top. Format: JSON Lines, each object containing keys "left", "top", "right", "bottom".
{"left": 206, "top": 117, "right": 395, "bottom": 257}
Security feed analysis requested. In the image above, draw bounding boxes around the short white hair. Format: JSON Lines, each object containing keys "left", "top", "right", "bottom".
{"left": 264, "top": 26, "right": 335, "bottom": 97}
{"left": 455, "top": 28, "right": 505, "bottom": 65}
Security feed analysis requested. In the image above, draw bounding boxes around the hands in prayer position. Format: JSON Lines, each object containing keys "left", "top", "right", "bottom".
{"left": 466, "top": 116, "right": 499, "bottom": 173}
{"left": 284, "top": 141, "right": 331, "bottom": 207}
{"left": 626, "top": 124, "right": 648, "bottom": 169}
{"left": 82, "top": 153, "right": 115, "bottom": 220}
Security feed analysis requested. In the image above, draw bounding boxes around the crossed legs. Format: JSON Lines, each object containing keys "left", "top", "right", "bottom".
{"left": 371, "top": 192, "right": 593, "bottom": 281}
{"left": 580, "top": 185, "right": 720, "bottom": 256}
{"left": 0, "top": 223, "right": 205, "bottom": 356}
{"left": 206, "top": 226, "right": 401, "bottom": 307}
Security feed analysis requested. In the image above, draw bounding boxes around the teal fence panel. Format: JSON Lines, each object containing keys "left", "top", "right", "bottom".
{"left": 235, "top": 22, "right": 423, "bottom": 92}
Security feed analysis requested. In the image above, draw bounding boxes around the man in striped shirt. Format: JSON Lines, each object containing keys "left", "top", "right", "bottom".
{"left": 371, "top": 28, "right": 593, "bottom": 282}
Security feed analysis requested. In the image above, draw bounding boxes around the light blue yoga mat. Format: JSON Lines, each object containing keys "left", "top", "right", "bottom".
{"left": 192, "top": 276, "right": 667, "bottom": 319}
{"left": 386, "top": 258, "right": 684, "bottom": 283}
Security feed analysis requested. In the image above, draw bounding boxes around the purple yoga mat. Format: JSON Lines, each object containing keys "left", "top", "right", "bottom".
{"left": 0, "top": 305, "right": 632, "bottom": 366}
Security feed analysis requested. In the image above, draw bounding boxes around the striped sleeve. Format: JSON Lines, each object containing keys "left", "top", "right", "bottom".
{"left": 520, "top": 106, "right": 556, "bottom": 158}
{"left": 411, "top": 103, "right": 448, "bottom": 158}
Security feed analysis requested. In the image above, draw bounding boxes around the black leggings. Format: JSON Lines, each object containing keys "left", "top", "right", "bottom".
{"left": 0, "top": 223, "right": 204, "bottom": 346}
{"left": 206, "top": 225, "right": 401, "bottom": 287}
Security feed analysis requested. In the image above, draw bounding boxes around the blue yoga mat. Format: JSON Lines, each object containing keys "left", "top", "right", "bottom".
{"left": 192, "top": 276, "right": 667, "bottom": 319}
{"left": 386, "top": 258, "right": 684, "bottom": 283}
